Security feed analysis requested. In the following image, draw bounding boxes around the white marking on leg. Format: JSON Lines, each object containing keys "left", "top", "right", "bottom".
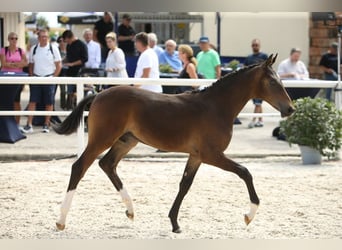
{"left": 246, "top": 203, "right": 259, "bottom": 221}
{"left": 119, "top": 187, "right": 134, "bottom": 215}
{"left": 57, "top": 190, "right": 76, "bottom": 227}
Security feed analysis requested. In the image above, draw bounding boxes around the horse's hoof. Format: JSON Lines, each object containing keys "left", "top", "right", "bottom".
{"left": 172, "top": 228, "right": 182, "bottom": 234}
{"left": 125, "top": 210, "right": 134, "bottom": 220}
{"left": 56, "top": 223, "right": 65, "bottom": 231}
{"left": 244, "top": 214, "right": 252, "bottom": 226}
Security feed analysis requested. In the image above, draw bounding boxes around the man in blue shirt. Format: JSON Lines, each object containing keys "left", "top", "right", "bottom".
{"left": 244, "top": 39, "right": 268, "bottom": 128}
{"left": 159, "top": 39, "right": 182, "bottom": 72}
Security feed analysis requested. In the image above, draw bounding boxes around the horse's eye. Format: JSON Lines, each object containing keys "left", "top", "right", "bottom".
{"left": 270, "top": 79, "right": 277, "bottom": 85}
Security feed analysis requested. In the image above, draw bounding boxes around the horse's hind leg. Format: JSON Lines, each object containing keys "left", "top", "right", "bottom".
{"left": 56, "top": 138, "right": 115, "bottom": 231}
{"left": 98, "top": 133, "right": 138, "bottom": 220}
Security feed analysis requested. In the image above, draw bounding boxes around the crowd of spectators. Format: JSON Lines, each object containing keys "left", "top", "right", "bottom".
{"left": 1, "top": 12, "right": 341, "bottom": 136}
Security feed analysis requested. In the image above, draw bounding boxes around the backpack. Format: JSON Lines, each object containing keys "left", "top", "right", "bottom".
{"left": 32, "top": 43, "right": 55, "bottom": 58}
{"left": 4, "top": 46, "right": 23, "bottom": 57}
{"left": 2, "top": 46, "right": 25, "bottom": 72}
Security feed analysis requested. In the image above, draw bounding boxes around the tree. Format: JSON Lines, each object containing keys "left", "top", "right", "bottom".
{"left": 36, "top": 16, "right": 49, "bottom": 29}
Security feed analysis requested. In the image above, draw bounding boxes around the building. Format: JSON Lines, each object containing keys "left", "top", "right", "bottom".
{"left": 0, "top": 12, "right": 26, "bottom": 51}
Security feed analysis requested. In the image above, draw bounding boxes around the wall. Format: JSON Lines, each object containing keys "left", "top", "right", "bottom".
{"left": 309, "top": 12, "right": 342, "bottom": 80}
{"left": 0, "top": 12, "right": 26, "bottom": 50}
{"left": 190, "top": 12, "right": 310, "bottom": 70}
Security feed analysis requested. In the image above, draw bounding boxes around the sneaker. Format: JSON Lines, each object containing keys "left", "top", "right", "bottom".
{"left": 248, "top": 121, "right": 255, "bottom": 129}
{"left": 22, "top": 125, "right": 33, "bottom": 133}
{"left": 42, "top": 125, "right": 50, "bottom": 133}
{"left": 255, "top": 121, "right": 264, "bottom": 127}
{"left": 18, "top": 125, "right": 25, "bottom": 133}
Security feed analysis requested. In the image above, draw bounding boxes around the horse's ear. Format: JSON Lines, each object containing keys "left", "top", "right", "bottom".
{"left": 264, "top": 54, "right": 274, "bottom": 67}
{"left": 272, "top": 53, "right": 278, "bottom": 65}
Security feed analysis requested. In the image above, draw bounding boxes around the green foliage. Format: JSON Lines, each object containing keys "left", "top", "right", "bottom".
{"left": 36, "top": 16, "right": 49, "bottom": 29}
{"left": 228, "top": 59, "right": 240, "bottom": 71}
{"left": 159, "top": 64, "right": 173, "bottom": 73}
{"left": 280, "top": 97, "right": 342, "bottom": 158}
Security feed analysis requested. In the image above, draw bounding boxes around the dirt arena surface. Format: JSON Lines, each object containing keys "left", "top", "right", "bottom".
{"left": 0, "top": 156, "right": 341, "bottom": 239}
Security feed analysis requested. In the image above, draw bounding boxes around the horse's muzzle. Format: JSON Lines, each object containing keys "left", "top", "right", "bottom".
{"left": 281, "top": 105, "right": 295, "bottom": 117}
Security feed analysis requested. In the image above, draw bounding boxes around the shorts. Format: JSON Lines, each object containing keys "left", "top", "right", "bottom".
{"left": 67, "top": 84, "right": 76, "bottom": 94}
{"left": 253, "top": 98, "right": 263, "bottom": 106}
{"left": 14, "top": 84, "right": 24, "bottom": 102}
{"left": 29, "top": 84, "right": 56, "bottom": 105}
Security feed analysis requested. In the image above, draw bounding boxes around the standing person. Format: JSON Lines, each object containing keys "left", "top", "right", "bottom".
{"left": 196, "top": 36, "right": 221, "bottom": 79}
{"left": 57, "top": 36, "right": 68, "bottom": 110}
{"left": 94, "top": 12, "right": 114, "bottom": 63}
{"left": 118, "top": 14, "right": 136, "bottom": 56}
{"left": 0, "top": 32, "right": 28, "bottom": 128}
{"left": 159, "top": 39, "right": 182, "bottom": 72}
{"left": 83, "top": 28, "right": 101, "bottom": 69}
{"left": 23, "top": 29, "right": 62, "bottom": 133}
{"left": 62, "top": 30, "right": 88, "bottom": 110}
{"left": 57, "top": 36, "right": 67, "bottom": 61}
{"left": 148, "top": 33, "right": 164, "bottom": 58}
{"left": 319, "top": 42, "right": 342, "bottom": 101}
{"left": 277, "top": 48, "right": 309, "bottom": 80}
{"left": 177, "top": 44, "right": 198, "bottom": 93}
{"left": 105, "top": 32, "right": 128, "bottom": 79}
{"left": 134, "top": 32, "right": 162, "bottom": 93}
{"left": 244, "top": 39, "right": 268, "bottom": 128}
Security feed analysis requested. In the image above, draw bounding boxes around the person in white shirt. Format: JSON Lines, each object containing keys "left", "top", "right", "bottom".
{"left": 23, "top": 29, "right": 62, "bottom": 133}
{"left": 83, "top": 28, "right": 101, "bottom": 69}
{"left": 134, "top": 32, "right": 162, "bottom": 93}
{"left": 105, "top": 32, "right": 128, "bottom": 79}
{"left": 277, "top": 48, "right": 309, "bottom": 80}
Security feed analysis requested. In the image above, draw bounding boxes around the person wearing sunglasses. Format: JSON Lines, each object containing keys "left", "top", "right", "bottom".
{"left": 0, "top": 32, "right": 28, "bottom": 129}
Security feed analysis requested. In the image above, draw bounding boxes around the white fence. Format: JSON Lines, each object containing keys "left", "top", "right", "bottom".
{"left": 0, "top": 77, "right": 340, "bottom": 156}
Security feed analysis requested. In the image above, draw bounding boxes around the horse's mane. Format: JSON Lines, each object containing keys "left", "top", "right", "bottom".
{"left": 191, "top": 63, "right": 260, "bottom": 94}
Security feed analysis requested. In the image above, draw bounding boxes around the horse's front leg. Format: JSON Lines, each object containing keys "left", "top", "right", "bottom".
{"left": 56, "top": 145, "right": 104, "bottom": 231}
{"left": 203, "top": 153, "right": 260, "bottom": 225}
{"left": 169, "top": 155, "right": 201, "bottom": 233}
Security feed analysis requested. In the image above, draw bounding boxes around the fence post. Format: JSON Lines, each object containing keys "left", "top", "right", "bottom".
{"left": 76, "top": 82, "right": 85, "bottom": 157}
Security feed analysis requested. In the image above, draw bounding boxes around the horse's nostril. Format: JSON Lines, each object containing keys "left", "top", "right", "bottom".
{"left": 288, "top": 106, "right": 295, "bottom": 114}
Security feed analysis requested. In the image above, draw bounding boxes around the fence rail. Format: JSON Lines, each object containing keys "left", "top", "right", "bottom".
{"left": 0, "top": 76, "right": 339, "bottom": 87}
{"left": 0, "top": 77, "right": 340, "bottom": 156}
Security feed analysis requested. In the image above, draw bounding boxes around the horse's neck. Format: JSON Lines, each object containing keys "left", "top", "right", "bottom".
{"left": 204, "top": 72, "right": 256, "bottom": 119}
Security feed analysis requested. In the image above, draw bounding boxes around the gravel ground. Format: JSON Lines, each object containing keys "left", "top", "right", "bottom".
{"left": 0, "top": 156, "right": 341, "bottom": 239}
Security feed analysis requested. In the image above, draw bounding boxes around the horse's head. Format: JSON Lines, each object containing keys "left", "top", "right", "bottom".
{"left": 256, "top": 54, "right": 295, "bottom": 117}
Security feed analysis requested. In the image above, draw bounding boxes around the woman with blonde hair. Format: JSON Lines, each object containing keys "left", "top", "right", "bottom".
{"left": 105, "top": 32, "right": 128, "bottom": 80}
{"left": 0, "top": 32, "right": 28, "bottom": 129}
{"left": 178, "top": 44, "right": 198, "bottom": 92}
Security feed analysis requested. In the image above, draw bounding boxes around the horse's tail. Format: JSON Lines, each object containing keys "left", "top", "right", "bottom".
{"left": 53, "top": 94, "right": 96, "bottom": 135}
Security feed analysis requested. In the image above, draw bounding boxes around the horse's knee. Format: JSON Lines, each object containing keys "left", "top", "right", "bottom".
{"left": 71, "top": 161, "right": 83, "bottom": 177}
{"left": 98, "top": 156, "right": 109, "bottom": 170}
{"left": 68, "top": 161, "right": 85, "bottom": 191}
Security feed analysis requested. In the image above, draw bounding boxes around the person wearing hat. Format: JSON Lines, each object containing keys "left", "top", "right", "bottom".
{"left": 277, "top": 48, "right": 309, "bottom": 80}
{"left": 196, "top": 36, "right": 221, "bottom": 79}
{"left": 118, "top": 14, "right": 136, "bottom": 56}
{"left": 319, "top": 42, "right": 342, "bottom": 100}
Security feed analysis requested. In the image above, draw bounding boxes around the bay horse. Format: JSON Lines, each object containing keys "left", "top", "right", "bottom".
{"left": 53, "top": 54, "right": 294, "bottom": 233}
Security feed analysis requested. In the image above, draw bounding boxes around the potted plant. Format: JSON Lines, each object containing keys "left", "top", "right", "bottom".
{"left": 280, "top": 97, "right": 342, "bottom": 164}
